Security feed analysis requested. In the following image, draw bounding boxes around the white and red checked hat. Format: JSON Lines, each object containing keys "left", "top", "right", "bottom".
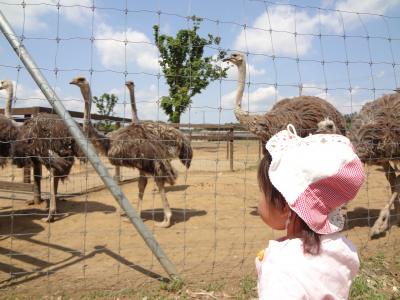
{"left": 266, "top": 124, "right": 365, "bottom": 234}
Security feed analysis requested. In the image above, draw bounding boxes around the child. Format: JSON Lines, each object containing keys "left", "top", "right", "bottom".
{"left": 256, "top": 124, "right": 365, "bottom": 300}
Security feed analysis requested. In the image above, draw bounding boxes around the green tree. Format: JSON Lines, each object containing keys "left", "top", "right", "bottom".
{"left": 344, "top": 112, "right": 356, "bottom": 130}
{"left": 153, "top": 16, "right": 228, "bottom": 123}
{"left": 93, "top": 93, "right": 118, "bottom": 132}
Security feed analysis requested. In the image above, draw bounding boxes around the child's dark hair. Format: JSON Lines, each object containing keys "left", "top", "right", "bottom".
{"left": 257, "top": 153, "right": 321, "bottom": 255}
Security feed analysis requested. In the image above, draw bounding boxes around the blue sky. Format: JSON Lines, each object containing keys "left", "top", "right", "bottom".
{"left": 1, "top": 0, "right": 400, "bottom": 124}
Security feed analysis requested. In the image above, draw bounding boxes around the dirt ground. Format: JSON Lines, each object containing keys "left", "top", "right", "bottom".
{"left": 0, "top": 140, "right": 399, "bottom": 298}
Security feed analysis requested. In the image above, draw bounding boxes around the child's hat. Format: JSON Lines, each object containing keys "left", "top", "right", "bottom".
{"left": 266, "top": 124, "right": 365, "bottom": 234}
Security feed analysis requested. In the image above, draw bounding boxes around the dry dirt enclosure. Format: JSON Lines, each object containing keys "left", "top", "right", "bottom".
{"left": 0, "top": 140, "right": 399, "bottom": 298}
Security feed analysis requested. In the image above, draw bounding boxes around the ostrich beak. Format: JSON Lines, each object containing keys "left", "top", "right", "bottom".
{"left": 69, "top": 80, "right": 76, "bottom": 85}
{"left": 222, "top": 57, "right": 231, "bottom": 62}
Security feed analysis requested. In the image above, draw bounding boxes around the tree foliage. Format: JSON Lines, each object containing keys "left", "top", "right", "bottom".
{"left": 153, "top": 16, "right": 228, "bottom": 123}
{"left": 92, "top": 93, "right": 118, "bottom": 132}
{"left": 344, "top": 112, "right": 356, "bottom": 130}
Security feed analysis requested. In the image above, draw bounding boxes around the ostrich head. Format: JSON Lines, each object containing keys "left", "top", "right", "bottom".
{"left": 125, "top": 80, "right": 135, "bottom": 89}
{"left": 70, "top": 76, "right": 92, "bottom": 126}
{"left": 0, "top": 80, "right": 13, "bottom": 91}
{"left": 316, "top": 117, "right": 337, "bottom": 134}
{"left": 70, "top": 76, "right": 89, "bottom": 89}
{"left": 70, "top": 76, "right": 92, "bottom": 105}
{"left": 222, "top": 52, "right": 245, "bottom": 67}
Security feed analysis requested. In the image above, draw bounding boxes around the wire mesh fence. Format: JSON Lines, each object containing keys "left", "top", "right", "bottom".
{"left": 0, "top": 0, "right": 400, "bottom": 298}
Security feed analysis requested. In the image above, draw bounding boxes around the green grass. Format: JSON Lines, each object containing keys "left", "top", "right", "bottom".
{"left": 350, "top": 275, "right": 387, "bottom": 300}
{"left": 235, "top": 274, "right": 257, "bottom": 300}
{"left": 350, "top": 252, "right": 400, "bottom": 300}
{"left": 159, "top": 277, "right": 185, "bottom": 293}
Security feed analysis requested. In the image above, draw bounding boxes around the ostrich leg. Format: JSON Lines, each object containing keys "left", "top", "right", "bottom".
{"left": 137, "top": 171, "right": 148, "bottom": 216}
{"left": 155, "top": 179, "right": 172, "bottom": 228}
{"left": 25, "top": 162, "right": 42, "bottom": 205}
{"left": 384, "top": 162, "right": 400, "bottom": 224}
{"left": 370, "top": 162, "right": 400, "bottom": 237}
{"left": 42, "top": 169, "right": 59, "bottom": 222}
{"left": 33, "top": 162, "right": 42, "bottom": 204}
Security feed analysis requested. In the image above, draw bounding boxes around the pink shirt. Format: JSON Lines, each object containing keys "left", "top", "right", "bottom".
{"left": 255, "top": 234, "right": 359, "bottom": 300}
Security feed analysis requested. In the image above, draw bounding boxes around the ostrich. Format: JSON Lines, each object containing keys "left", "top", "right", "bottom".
{"left": 349, "top": 92, "right": 400, "bottom": 237}
{"left": 71, "top": 76, "right": 178, "bottom": 227}
{"left": 125, "top": 80, "right": 192, "bottom": 166}
{"left": 10, "top": 97, "right": 81, "bottom": 222}
{"left": 223, "top": 53, "right": 346, "bottom": 145}
{"left": 0, "top": 80, "right": 20, "bottom": 167}
{"left": 125, "top": 80, "right": 193, "bottom": 216}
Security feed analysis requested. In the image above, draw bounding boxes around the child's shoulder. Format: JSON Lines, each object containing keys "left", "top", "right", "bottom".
{"left": 266, "top": 233, "right": 358, "bottom": 257}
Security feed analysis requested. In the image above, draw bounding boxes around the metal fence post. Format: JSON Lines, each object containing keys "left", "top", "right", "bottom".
{"left": 0, "top": 10, "right": 179, "bottom": 279}
{"left": 229, "top": 127, "right": 234, "bottom": 171}
{"left": 113, "top": 121, "right": 121, "bottom": 183}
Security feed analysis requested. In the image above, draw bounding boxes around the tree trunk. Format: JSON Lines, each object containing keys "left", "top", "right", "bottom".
{"left": 171, "top": 111, "right": 181, "bottom": 124}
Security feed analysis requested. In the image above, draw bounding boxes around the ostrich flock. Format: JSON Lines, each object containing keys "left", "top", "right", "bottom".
{"left": 0, "top": 52, "right": 400, "bottom": 238}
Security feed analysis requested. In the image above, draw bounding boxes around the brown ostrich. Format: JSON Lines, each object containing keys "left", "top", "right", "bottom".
{"left": 349, "top": 92, "right": 400, "bottom": 237}
{"left": 0, "top": 80, "right": 20, "bottom": 167}
{"left": 71, "top": 76, "right": 178, "bottom": 227}
{"left": 125, "top": 80, "right": 192, "bottom": 167}
{"left": 223, "top": 53, "right": 346, "bottom": 145}
{"left": 125, "top": 81, "right": 192, "bottom": 216}
{"left": 9, "top": 88, "right": 81, "bottom": 221}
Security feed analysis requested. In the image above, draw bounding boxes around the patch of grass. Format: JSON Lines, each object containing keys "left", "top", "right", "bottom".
{"left": 79, "top": 288, "right": 139, "bottom": 299}
{"left": 205, "top": 280, "right": 225, "bottom": 292}
{"left": 235, "top": 274, "right": 257, "bottom": 300}
{"left": 350, "top": 274, "right": 386, "bottom": 300}
{"left": 159, "top": 277, "right": 185, "bottom": 293}
{"left": 350, "top": 251, "right": 400, "bottom": 300}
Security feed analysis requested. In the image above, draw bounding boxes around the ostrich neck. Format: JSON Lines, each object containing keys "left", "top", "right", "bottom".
{"left": 81, "top": 85, "right": 109, "bottom": 154}
{"left": 4, "top": 86, "right": 13, "bottom": 119}
{"left": 81, "top": 85, "right": 92, "bottom": 126}
{"left": 234, "top": 62, "right": 248, "bottom": 121}
{"left": 128, "top": 87, "right": 139, "bottom": 124}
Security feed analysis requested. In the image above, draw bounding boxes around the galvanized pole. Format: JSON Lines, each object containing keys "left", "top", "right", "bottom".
{"left": 0, "top": 10, "right": 179, "bottom": 279}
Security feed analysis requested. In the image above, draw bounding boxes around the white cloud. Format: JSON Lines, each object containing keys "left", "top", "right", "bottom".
{"left": 0, "top": 0, "right": 93, "bottom": 31}
{"left": 94, "top": 23, "right": 159, "bottom": 72}
{"left": 302, "top": 83, "right": 327, "bottom": 96}
{"left": 233, "top": 0, "right": 400, "bottom": 56}
{"left": 222, "top": 86, "right": 278, "bottom": 113}
{"left": 59, "top": 0, "right": 92, "bottom": 25}
{"left": 0, "top": 0, "right": 54, "bottom": 31}
{"left": 248, "top": 64, "right": 266, "bottom": 77}
{"left": 336, "top": 0, "right": 399, "bottom": 15}
{"left": 234, "top": 6, "right": 318, "bottom": 56}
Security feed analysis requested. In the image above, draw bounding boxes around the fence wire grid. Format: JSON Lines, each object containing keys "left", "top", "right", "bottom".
{"left": 0, "top": 0, "right": 400, "bottom": 298}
